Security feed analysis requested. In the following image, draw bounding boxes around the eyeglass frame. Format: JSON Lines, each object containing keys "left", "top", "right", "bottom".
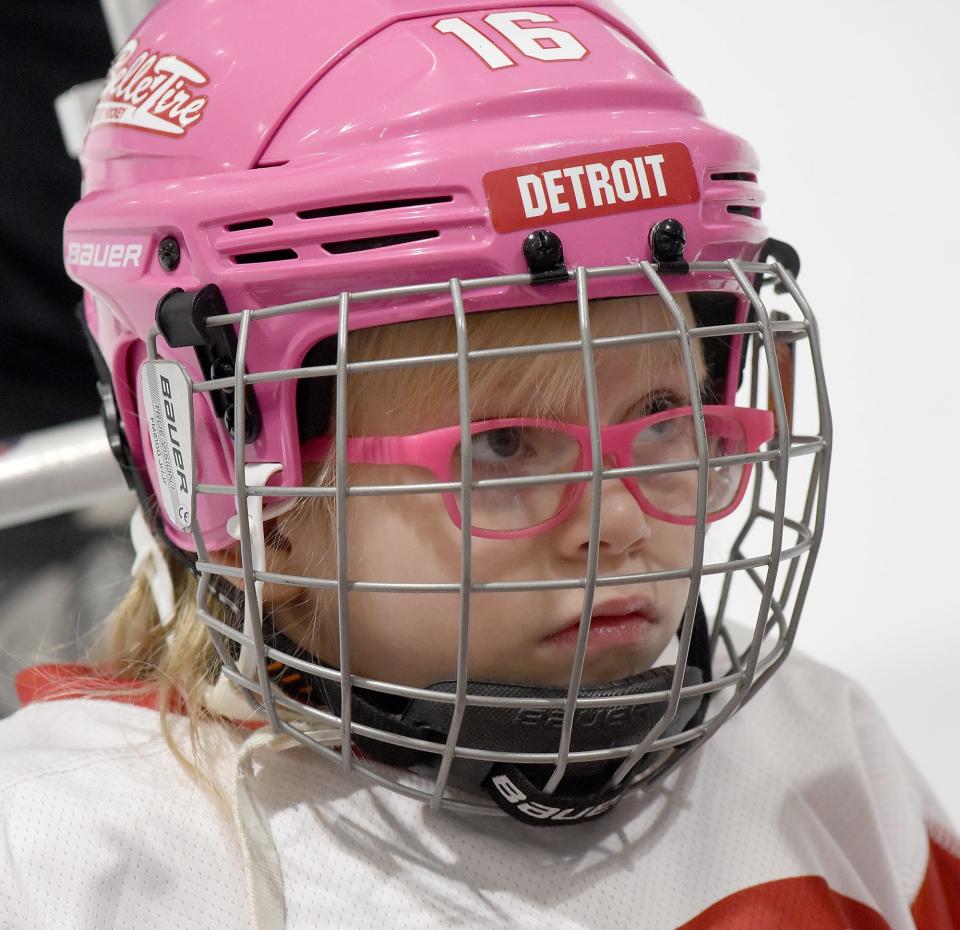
{"left": 302, "top": 404, "right": 775, "bottom": 539}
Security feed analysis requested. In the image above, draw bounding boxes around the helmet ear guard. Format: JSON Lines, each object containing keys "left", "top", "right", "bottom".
{"left": 78, "top": 293, "right": 250, "bottom": 601}
{"left": 79, "top": 300, "right": 255, "bottom": 687}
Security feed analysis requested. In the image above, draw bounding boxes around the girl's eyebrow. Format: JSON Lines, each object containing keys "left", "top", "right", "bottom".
{"left": 620, "top": 388, "right": 690, "bottom": 419}
{"left": 469, "top": 391, "right": 578, "bottom": 421}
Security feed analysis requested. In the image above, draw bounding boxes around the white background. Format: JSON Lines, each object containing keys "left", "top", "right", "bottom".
{"left": 618, "top": 0, "right": 960, "bottom": 824}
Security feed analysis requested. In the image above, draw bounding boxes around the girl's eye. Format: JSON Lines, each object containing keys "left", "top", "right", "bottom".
{"left": 647, "top": 418, "right": 678, "bottom": 438}
{"left": 471, "top": 428, "right": 524, "bottom": 463}
{"left": 628, "top": 391, "right": 687, "bottom": 441}
{"left": 635, "top": 415, "right": 685, "bottom": 445}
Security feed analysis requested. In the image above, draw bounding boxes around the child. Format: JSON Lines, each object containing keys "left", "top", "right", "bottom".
{"left": 3, "top": 1, "right": 958, "bottom": 927}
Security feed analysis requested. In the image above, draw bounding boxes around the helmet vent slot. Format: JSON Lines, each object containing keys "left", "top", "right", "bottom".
{"left": 711, "top": 171, "right": 758, "bottom": 183}
{"left": 226, "top": 217, "right": 274, "bottom": 232}
{"left": 727, "top": 205, "right": 761, "bottom": 219}
{"left": 323, "top": 230, "right": 439, "bottom": 255}
{"left": 298, "top": 195, "right": 452, "bottom": 220}
{"left": 233, "top": 248, "right": 299, "bottom": 264}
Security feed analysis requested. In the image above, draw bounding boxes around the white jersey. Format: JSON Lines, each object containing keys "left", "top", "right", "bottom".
{"left": 1, "top": 651, "right": 957, "bottom": 930}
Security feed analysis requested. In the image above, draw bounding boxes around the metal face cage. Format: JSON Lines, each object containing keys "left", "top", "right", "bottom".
{"left": 151, "top": 257, "right": 831, "bottom": 820}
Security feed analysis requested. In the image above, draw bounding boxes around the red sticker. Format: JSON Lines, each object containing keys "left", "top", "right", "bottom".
{"left": 484, "top": 142, "right": 699, "bottom": 234}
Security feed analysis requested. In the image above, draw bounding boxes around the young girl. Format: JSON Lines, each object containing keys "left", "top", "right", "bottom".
{"left": 3, "top": 1, "right": 958, "bottom": 928}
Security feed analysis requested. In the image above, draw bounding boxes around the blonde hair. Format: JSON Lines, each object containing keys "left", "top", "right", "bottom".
{"left": 97, "top": 294, "right": 693, "bottom": 789}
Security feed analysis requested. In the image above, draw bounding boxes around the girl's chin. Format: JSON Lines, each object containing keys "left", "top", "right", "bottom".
{"left": 465, "top": 648, "right": 659, "bottom": 690}
{"left": 302, "top": 645, "right": 664, "bottom": 692}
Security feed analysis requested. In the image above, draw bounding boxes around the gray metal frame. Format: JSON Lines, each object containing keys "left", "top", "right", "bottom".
{"left": 174, "top": 258, "right": 830, "bottom": 816}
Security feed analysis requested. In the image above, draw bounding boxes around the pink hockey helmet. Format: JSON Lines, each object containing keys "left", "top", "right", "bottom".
{"left": 65, "top": 0, "right": 773, "bottom": 553}
{"left": 64, "top": 0, "right": 830, "bottom": 825}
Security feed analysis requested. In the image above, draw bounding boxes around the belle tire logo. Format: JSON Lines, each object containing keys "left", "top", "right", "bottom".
{"left": 91, "top": 39, "right": 209, "bottom": 137}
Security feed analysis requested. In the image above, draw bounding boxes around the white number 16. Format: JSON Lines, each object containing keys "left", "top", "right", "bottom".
{"left": 434, "top": 11, "right": 588, "bottom": 70}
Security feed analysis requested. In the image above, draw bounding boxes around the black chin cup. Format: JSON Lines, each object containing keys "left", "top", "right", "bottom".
{"left": 321, "top": 667, "right": 705, "bottom": 825}
{"left": 316, "top": 603, "right": 712, "bottom": 827}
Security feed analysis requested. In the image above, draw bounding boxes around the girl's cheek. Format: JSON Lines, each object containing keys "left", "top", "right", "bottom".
{"left": 470, "top": 537, "right": 543, "bottom": 582}
{"left": 654, "top": 524, "right": 698, "bottom": 567}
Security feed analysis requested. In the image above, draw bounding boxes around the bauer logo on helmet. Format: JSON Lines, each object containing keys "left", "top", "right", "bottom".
{"left": 66, "top": 240, "right": 143, "bottom": 269}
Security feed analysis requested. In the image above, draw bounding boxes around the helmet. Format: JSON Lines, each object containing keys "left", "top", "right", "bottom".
{"left": 65, "top": 0, "right": 831, "bottom": 824}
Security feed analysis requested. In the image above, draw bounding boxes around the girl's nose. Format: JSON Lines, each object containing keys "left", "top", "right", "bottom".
{"left": 553, "top": 456, "right": 651, "bottom": 560}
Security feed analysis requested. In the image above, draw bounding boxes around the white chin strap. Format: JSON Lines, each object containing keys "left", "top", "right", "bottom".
{"left": 204, "top": 463, "right": 296, "bottom": 722}
{"left": 130, "top": 505, "right": 177, "bottom": 627}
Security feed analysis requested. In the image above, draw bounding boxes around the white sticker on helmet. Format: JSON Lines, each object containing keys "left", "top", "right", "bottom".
{"left": 140, "top": 360, "right": 196, "bottom": 532}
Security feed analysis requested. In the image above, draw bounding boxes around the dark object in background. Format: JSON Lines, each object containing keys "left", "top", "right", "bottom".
{"left": 0, "top": 0, "right": 114, "bottom": 435}
{"left": 0, "top": 3, "right": 128, "bottom": 717}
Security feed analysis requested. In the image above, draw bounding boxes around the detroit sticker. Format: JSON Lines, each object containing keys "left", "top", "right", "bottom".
{"left": 140, "top": 359, "right": 196, "bottom": 532}
{"left": 483, "top": 142, "right": 699, "bottom": 234}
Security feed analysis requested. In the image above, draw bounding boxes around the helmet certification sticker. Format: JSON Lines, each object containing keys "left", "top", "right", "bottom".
{"left": 140, "top": 360, "right": 196, "bottom": 532}
{"left": 483, "top": 142, "right": 699, "bottom": 233}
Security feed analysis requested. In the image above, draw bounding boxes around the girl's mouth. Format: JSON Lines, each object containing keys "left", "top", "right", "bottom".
{"left": 543, "top": 598, "right": 658, "bottom": 654}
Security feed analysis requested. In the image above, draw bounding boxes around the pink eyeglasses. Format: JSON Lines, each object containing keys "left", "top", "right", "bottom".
{"left": 302, "top": 405, "right": 774, "bottom": 539}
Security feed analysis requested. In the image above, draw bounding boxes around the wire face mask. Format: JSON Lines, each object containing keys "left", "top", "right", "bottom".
{"left": 139, "top": 257, "right": 828, "bottom": 826}
{"left": 64, "top": 0, "right": 832, "bottom": 826}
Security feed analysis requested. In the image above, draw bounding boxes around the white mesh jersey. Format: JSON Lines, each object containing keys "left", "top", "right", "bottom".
{"left": 1, "top": 650, "right": 957, "bottom": 930}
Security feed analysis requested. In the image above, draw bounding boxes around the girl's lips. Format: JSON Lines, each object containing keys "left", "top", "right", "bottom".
{"left": 543, "top": 599, "right": 658, "bottom": 654}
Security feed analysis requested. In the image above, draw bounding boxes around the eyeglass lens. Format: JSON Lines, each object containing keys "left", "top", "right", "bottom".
{"left": 450, "top": 412, "right": 748, "bottom": 532}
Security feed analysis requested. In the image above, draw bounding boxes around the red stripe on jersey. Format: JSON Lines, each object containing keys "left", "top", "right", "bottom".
{"left": 14, "top": 663, "right": 264, "bottom": 729}
{"left": 15, "top": 663, "right": 169, "bottom": 710}
{"left": 912, "top": 835, "right": 960, "bottom": 930}
{"left": 676, "top": 876, "right": 891, "bottom": 930}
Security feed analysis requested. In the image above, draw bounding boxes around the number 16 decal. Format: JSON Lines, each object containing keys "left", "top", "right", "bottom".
{"left": 434, "top": 11, "right": 588, "bottom": 69}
